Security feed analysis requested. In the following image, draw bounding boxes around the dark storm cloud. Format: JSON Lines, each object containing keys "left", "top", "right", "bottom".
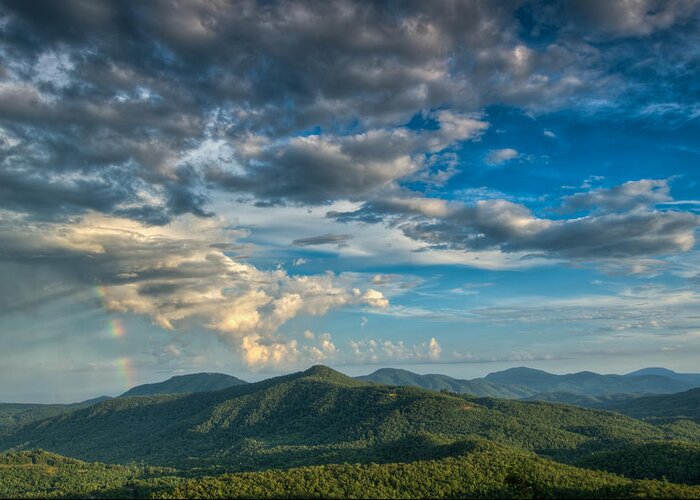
{"left": 0, "top": 0, "right": 698, "bottom": 228}
{"left": 207, "top": 112, "right": 488, "bottom": 204}
{"left": 330, "top": 183, "right": 700, "bottom": 262}
{"left": 516, "top": 211, "right": 697, "bottom": 259}
{"left": 0, "top": 166, "right": 131, "bottom": 216}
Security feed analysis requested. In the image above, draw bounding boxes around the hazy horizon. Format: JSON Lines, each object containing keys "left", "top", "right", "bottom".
{"left": 4, "top": 359, "right": 699, "bottom": 405}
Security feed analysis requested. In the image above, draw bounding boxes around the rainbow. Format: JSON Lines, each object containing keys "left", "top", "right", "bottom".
{"left": 109, "top": 318, "right": 125, "bottom": 338}
{"left": 95, "top": 285, "right": 108, "bottom": 304}
{"left": 95, "top": 286, "right": 126, "bottom": 338}
{"left": 117, "top": 357, "right": 137, "bottom": 388}
{"left": 96, "top": 285, "right": 137, "bottom": 388}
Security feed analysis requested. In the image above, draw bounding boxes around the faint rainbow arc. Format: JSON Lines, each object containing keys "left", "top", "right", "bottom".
{"left": 95, "top": 286, "right": 126, "bottom": 339}
{"left": 117, "top": 357, "right": 137, "bottom": 388}
{"left": 96, "top": 284, "right": 136, "bottom": 388}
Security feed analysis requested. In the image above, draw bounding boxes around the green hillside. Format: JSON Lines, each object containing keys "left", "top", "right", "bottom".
{"left": 2, "top": 444, "right": 700, "bottom": 499}
{"left": 610, "top": 388, "right": 700, "bottom": 423}
{"left": 357, "top": 368, "right": 535, "bottom": 398}
{"left": 0, "top": 397, "right": 111, "bottom": 435}
{"left": 575, "top": 440, "right": 700, "bottom": 484}
{"left": 120, "top": 373, "right": 247, "bottom": 397}
{"left": 0, "top": 372, "right": 245, "bottom": 436}
{"left": 521, "top": 392, "right": 636, "bottom": 408}
{"left": 0, "top": 449, "right": 166, "bottom": 498}
{"left": 148, "top": 438, "right": 700, "bottom": 499}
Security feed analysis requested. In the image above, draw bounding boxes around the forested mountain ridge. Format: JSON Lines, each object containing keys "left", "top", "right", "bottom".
{"left": 120, "top": 372, "right": 248, "bottom": 397}
{"left": 609, "top": 387, "right": 700, "bottom": 423}
{"left": 0, "top": 372, "right": 247, "bottom": 435}
{"left": 1, "top": 365, "right": 698, "bottom": 477}
{"left": 483, "top": 366, "right": 697, "bottom": 395}
{"left": 626, "top": 368, "right": 700, "bottom": 386}
{"left": 359, "top": 366, "right": 700, "bottom": 404}
{"left": 356, "top": 368, "right": 535, "bottom": 398}
{"left": 2, "top": 365, "right": 700, "bottom": 499}
{"left": 0, "top": 397, "right": 111, "bottom": 435}
{"left": 3, "top": 365, "right": 697, "bottom": 440}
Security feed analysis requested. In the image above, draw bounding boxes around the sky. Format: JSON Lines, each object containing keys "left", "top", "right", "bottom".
{"left": 1, "top": 0, "right": 699, "bottom": 403}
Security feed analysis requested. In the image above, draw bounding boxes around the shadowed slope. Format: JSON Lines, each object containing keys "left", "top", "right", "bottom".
{"left": 120, "top": 373, "right": 247, "bottom": 397}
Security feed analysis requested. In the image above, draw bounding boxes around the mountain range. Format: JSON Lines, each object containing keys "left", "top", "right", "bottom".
{"left": 626, "top": 367, "right": 700, "bottom": 385}
{"left": 1, "top": 364, "right": 699, "bottom": 498}
{"left": 1, "top": 365, "right": 698, "bottom": 469}
{"left": 355, "top": 367, "right": 534, "bottom": 398}
{"left": 2, "top": 365, "right": 698, "bottom": 436}
{"left": 358, "top": 365, "right": 699, "bottom": 400}
{"left": 484, "top": 366, "right": 698, "bottom": 395}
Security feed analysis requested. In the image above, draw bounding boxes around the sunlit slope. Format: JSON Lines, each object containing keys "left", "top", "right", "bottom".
{"left": 149, "top": 439, "right": 700, "bottom": 499}
{"left": 3, "top": 445, "right": 700, "bottom": 499}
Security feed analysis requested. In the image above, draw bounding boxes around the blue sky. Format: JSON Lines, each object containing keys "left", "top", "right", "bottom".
{"left": 0, "top": 0, "right": 699, "bottom": 402}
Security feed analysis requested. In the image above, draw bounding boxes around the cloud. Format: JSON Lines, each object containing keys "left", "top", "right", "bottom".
{"left": 347, "top": 336, "right": 443, "bottom": 364}
{"left": 404, "top": 201, "right": 697, "bottom": 260}
{"left": 459, "top": 285, "right": 700, "bottom": 341}
{"left": 560, "top": 179, "right": 673, "bottom": 213}
{"left": 207, "top": 112, "right": 488, "bottom": 205}
{"left": 163, "top": 344, "right": 182, "bottom": 358}
{"left": 0, "top": 211, "right": 388, "bottom": 367}
{"left": 238, "top": 330, "right": 338, "bottom": 371}
{"left": 638, "top": 102, "right": 700, "bottom": 121}
{"left": 360, "top": 289, "right": 390, "bottom": 309}
{"left": 331, "top": 180, "right": 698, "bottom": 265}
{"left": 428, "top": 337, "right": 442, "bottom": 360}
{"left": 551, "top": 0, "right": 700, "bottom": 39}
{"left": 485, "top": 148, "right": 519, "bottom": 165}
{"left": 240, "top": 335, "right": 300, "bottom": 370}
{"left": 304, "top": 332, "right": 337, "bottom": 362}
{"left": 2, "top": 0, "right": 693, "bottom": 226}
{"left": 328, "top": 195, "right": 452, "bottom": 224}
{"left": 292, "top": 233, "right": 353, "bottom": 247}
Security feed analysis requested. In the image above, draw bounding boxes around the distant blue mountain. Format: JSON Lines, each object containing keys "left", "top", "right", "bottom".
{"left": 358, "top": 366, "right": 700, "bottom": 401}
{"left": 626, "top": 367, "right": 700, "bottom": 386}
{"left": 356, "top": 368, "right": 534, "bottom": 398}
{"left": 484, "top": 366, "right": 696, "bottom": 396}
